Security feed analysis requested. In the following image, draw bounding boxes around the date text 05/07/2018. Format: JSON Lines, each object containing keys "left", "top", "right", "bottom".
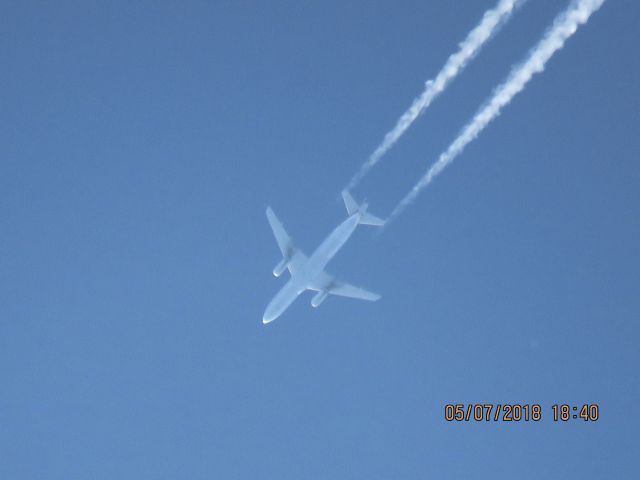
{"left": 444, "top": 404, "right": 599, "bottom": 422}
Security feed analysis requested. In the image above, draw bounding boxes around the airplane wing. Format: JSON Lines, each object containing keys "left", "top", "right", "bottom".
{"left": 308, "top": 271, "right": 380, "bottom": 306}
{"left": 286, "top": 251, "right": 307, "bottom": 277}
{"left": 266, "top": 207, "right": 293, "bottom": 257}
{"left": 327, "top": 281, "right": 381, "bottom": 301}
{"left": 266, "top": 207, "right": 307, "bottom": 277}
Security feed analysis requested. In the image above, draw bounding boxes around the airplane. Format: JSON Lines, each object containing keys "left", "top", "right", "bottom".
{"left": 263, "top": 190, "right": 385, "bottom": 324}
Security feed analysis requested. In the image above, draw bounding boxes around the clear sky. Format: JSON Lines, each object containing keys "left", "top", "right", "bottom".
{"left": 1, "top": 1, "right": 638, "bottom": 478}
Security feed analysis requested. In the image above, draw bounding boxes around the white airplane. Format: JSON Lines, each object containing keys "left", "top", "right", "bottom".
{"left": 263, "top": 191, "right": 385, "bottom": 324}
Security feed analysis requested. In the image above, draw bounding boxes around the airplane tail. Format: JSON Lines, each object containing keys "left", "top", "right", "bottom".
{"left": 341, "top": 190, "right": 385, "bottom": 227}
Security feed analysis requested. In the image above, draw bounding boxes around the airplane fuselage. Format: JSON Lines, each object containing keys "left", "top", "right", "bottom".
{"left": 263, "top": 213, "right": 361, "bottom": 322}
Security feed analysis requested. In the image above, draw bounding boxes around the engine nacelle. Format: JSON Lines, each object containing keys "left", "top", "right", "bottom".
{"left": 272, "top": 258, "right": 288, "bottom": 277}
{"left": 311, "top": 290, "right": 329, "bottom": 308}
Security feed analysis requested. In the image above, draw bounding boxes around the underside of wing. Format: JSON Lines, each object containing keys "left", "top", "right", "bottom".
{"left": 308, "top": 271, "right": 380, "bottom": 306}
{"left": 266, "top": 207, "right": 293, "bottom": 258}
{"left": 266, "top": 207, "right": 307, "bottom": 277}
{"left": 328, "top": 281, "right": 381, "bottom": 301}
{"left": 287, "top": 250, "right": 307, "bottom": 277}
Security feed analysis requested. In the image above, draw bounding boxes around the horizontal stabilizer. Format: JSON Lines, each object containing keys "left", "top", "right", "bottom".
{"left": 341, "top": 190, "right": 385, "bottom": 227}
{"left": 359, "top": 212, "right": 385, "bottom": 227}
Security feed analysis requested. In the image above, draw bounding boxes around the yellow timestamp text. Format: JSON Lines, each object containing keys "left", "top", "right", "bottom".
{"left": 444, "top": 404, "right": 599, "bottom": 422}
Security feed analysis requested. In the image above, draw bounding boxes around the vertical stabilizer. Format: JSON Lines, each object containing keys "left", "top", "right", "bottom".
{"left": 341, "top": 190, "right": 358, "bottom": 216}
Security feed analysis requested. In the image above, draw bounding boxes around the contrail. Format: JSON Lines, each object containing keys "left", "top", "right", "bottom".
{"left": 389, "top": 0, "right": 606, "bottom": 221}
{"left": 346, "top": 0, "right": 525, "bottom": 191}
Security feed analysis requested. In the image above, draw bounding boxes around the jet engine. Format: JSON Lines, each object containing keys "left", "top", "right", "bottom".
{"left": 272, "top": 258, "right": 288, "bottom": 277}
{"left": 311, "top": 290, "right": 328, "bottom": 308}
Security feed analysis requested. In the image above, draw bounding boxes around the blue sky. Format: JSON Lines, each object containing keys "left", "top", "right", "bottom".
{"left": 1, "top": 1, "right": 638, "bottom": 478}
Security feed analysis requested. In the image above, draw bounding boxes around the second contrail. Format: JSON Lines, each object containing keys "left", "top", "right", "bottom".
{"left": 346, "top": 0, "right": 525, "bottom": 191}
{"left": 389, "top": 0, "right": 606, "bottom": 222}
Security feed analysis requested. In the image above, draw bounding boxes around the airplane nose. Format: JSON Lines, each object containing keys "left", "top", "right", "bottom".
{"left": 263, "top": 286, "right": 292, "bottom": 324}
{"left": 262, "top": 305, "right": 276, "bottom": 324}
